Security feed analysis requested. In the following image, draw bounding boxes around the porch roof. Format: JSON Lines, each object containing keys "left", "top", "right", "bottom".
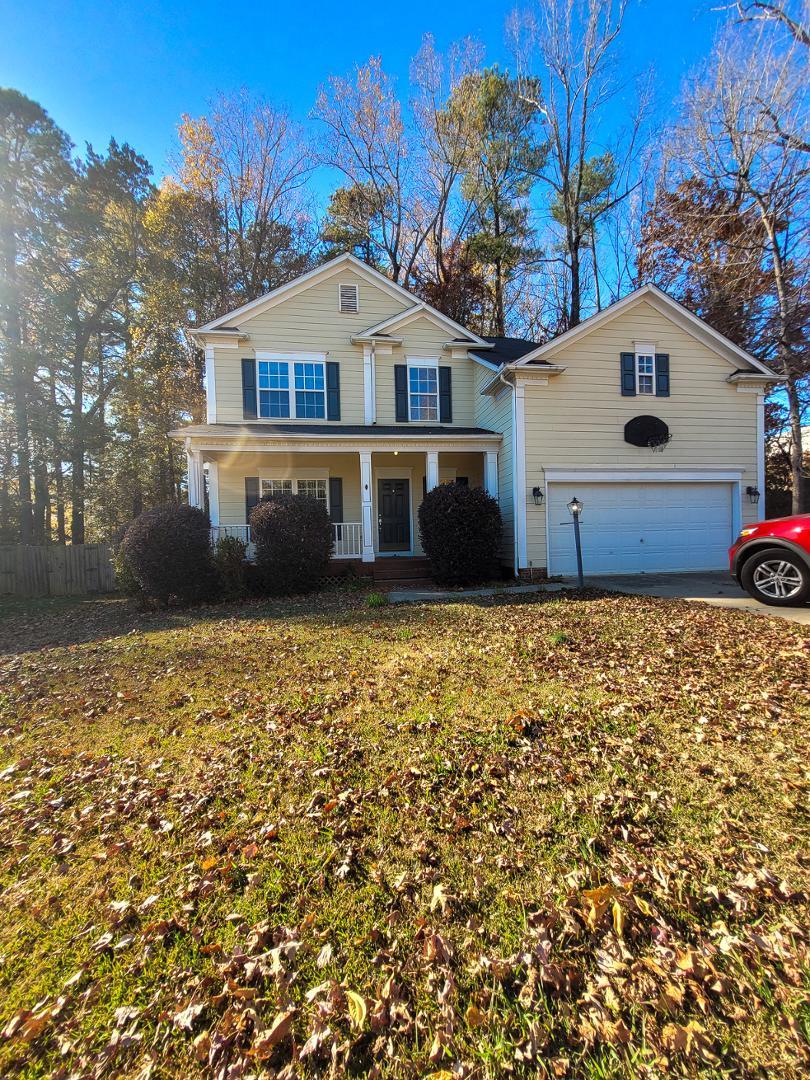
{"left": 170, "top": 422, "right": 500, "bottom": 440}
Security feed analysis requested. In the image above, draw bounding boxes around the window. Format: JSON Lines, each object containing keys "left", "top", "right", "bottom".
{"left": 260, "top": 478, "right": 328, "bottom": 508}
{"left": 256, "top": 358, "right": 325, "bottom": 419}
{"left": 294, "top": 362, "right": 326, "bottom": 418}
{"left": 408, "top": 363, "right": 438, "bottom": 421}
{"left": 338, "top": 283, "right": 359, "bottom": 313}
{"left": 257, "top": 361, "right": 290, "bottom": 417}
{"left": 636, "top": 350, "right": 655, "bottom": 395}
{"left": 260, "top": 479, "right": 293, "bottom": 498}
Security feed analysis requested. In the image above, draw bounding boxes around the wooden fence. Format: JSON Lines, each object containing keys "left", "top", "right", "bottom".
{"left": 0, "top": 543, "right": 116, "bottom": 598}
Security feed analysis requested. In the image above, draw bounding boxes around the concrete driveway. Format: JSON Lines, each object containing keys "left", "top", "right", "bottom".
{"left": 570, "top": 571, "right": 810, "bottom": 626}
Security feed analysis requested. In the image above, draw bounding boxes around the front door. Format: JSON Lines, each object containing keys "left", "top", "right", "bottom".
{"left": 378, "top": 479, "right": 410, "bottom": 552}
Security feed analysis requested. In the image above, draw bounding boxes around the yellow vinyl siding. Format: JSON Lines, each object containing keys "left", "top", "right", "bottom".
{"left": 212, "top": 267, "right": 409, "bottom": 424}
{"left": 521, "top": 301, "right": 760, "bottom": 568}
{"left": 375, "top": 317, "right": 477, "bottom": 427}
{"left": 474, "top": 364, "right": 514, "bottom": 564}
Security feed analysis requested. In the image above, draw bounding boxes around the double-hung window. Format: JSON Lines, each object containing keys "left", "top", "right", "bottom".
{"left": 256, "top": 357, "right": 326, "bottom": 419}
{"left": 260, "top": 478, "right": 328, "bottom": 509}
{"left": 408, "top": 362, "right": 439, "bottom": 421}
{"left": 635, "top": 346, "right": 655, "bottom": 395}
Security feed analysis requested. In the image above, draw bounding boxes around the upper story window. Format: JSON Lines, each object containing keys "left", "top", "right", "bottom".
{"left": 635, "top": 343, "right": 656, "bottom": 395}
{"left": 408, "top": 362, "right": 439, "bottom": 421}
{"left": 257, "top": 358, "right": 326, "bottom": 419}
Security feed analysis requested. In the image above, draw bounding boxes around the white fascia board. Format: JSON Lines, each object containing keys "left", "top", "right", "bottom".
{"left": 481, "top": 363, "right": 566, "bottom": 395}
{"left": 513, "top": 284, "right": 773, "bottom": 376}
{"left": 543, "top": 467, "right": 745, "bottom": 483}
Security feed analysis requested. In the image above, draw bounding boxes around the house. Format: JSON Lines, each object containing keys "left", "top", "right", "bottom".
{"left": 170, "top": 253, "right": 775, "bottom": 579}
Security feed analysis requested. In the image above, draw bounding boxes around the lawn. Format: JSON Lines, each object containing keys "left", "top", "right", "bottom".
{"left": 0, "top": 590, "right": 808, "bottom": 1078}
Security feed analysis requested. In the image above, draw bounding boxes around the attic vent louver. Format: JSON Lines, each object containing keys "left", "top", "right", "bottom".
{"left": 338, "top": 283, "right": 359, "bottom": 313}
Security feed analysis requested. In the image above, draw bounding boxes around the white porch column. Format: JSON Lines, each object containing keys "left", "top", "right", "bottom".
{"left": 186, "top": 447, "right": 204, "bottom": 509}
{"left": 484, "top": 451, "right": 499, "bottom": 500}
{"left": 206, "top": 461, "right": 219, "bottom": 525}
{"left": 359, "top": 451, "right": 375, "bottom": 562}
{"left": 426, "top": 450, "right": 439, "bottom": 492}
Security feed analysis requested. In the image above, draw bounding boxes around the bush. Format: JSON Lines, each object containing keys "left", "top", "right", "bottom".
{"left": 121, "top": 503, "right": 217, "bottom": 606}
{"left": 418, "top": 482, "right": 502, "bottom": 586}
{"left": 250, "top": 494, "right": 333, "bottom": 594}
{"left": 213, "top": 535, "right": 248, "bottom": 600}
{"left": 111, "top": 523, "right": 142, "bottom": 598}
{"left": 366, "top": 591, "right": 388, "bottom": 608}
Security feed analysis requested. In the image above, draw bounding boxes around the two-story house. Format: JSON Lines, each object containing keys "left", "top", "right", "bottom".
{"left": 170, "top": 252, "right": 775, "bottom": 578}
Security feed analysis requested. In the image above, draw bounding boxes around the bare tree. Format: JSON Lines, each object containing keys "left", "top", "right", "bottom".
{"left": 674, "top": 25, "right": 810, "bottom": 511}
{"left": 507, "top": 0, "right": 645, "bottom": 331}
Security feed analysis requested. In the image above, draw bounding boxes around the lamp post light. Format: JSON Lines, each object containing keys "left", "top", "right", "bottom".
{"left": 746, "top": 486, "right": 761, "bottom": 505}
{"left": 567, "top": 496, "right": 584, "bottom": 588}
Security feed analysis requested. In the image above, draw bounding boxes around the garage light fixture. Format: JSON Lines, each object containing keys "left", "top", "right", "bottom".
{"left": 532, "top": 487, "right": 545, "bottom": 506}
{"left": 746, "top": 486, "right": 761, "bottom": 504}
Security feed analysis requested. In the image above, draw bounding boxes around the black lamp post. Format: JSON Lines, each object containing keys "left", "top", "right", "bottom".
{"left": 567, "top": 496, "right": 584, "bottom": 588}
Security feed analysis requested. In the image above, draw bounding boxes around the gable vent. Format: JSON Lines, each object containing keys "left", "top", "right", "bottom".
{"left": 338, "top": 283, "right": 359, "bottom": 313}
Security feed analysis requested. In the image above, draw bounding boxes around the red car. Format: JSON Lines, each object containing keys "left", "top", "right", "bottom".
{"left": 729, "top": 514, "right": 810, "bottom": 606}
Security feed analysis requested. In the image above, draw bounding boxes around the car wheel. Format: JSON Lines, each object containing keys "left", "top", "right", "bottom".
{"left": 740, "top": 548, "right": 810, "bottom": 606}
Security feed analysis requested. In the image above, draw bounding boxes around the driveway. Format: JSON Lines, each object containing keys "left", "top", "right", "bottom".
{"left": 571, "top": 571, "right": 810, "bottom": 626}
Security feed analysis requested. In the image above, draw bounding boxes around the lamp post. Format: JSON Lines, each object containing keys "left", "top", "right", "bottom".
{"left": 567, "top": 496, "right": 584, "bottom": 588}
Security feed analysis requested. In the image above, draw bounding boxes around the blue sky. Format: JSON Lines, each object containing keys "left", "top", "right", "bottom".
{"left": 1, "top": 0, "right": 724, "bottom": 194}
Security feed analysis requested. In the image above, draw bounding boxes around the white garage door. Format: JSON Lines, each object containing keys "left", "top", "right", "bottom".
{"left": 547, "top": 482, "right": 734, "bottom": 575}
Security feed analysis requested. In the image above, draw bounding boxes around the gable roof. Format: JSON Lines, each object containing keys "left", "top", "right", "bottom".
{"left": 196, "top": 253, "right": 487, "bottom": 346}
{"left": 353, "top": 303, "right": 489, "bottom": 347}
{"left": 513, "top": 284, "right": 774, "bottom": 376}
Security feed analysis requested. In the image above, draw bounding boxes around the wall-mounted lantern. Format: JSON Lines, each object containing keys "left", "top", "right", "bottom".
{"left": 532, "top": 487, "right": 545, "bottom": 506}
{"left": 746, "top": 486, "right": 761, "bottom": 504}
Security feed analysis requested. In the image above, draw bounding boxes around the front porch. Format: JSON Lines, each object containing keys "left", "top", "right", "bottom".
{"left": 183, "top": 432, "right": 501, "bottom": 564}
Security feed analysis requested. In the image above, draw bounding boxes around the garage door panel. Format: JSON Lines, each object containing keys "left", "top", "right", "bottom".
{"left": 548, "top": 482, "right": 734, "bottom": 575}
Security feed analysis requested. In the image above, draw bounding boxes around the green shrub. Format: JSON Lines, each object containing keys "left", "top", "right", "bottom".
{"left": 250, "top": 494, "right": 332, "bottom": 594}
{"left": 121, "top": 503, "right": 218, "bottom": 606}
{"left": 213, "top": 535, "right": 248, "bottom": 600}
{"left": 366, "top": 591, "right": 388, "bottom": 608}
{"left": 418, "top": 483, "right": 502, "bottom": 586}
{"left": 111, "top": 523, "right": 142, "bottom": 598}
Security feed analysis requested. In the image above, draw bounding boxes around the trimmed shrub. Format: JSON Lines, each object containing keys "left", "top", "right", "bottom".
{"left": 111, "top": 523, "right": 142, "bottom": 598}
{"left": 213, "top": 535, "right": 248, "bottom": 600}
{"left": 121, "top": 503, "right": 217, "bottom": 606}
{"left": 250, "top": 494, "right": 333, "bottom": 594}
{"left": 418, "top": 482, "right": 502, "bottom": 586}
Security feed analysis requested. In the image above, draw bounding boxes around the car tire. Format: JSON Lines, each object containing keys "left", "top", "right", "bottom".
{"left": 740, "top": 547, "right": 810, "bottom": 607}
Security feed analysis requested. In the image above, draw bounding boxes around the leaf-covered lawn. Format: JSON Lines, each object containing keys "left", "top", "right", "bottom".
{"left": 0, "top": 591, "right": 808, "bottom": 1078}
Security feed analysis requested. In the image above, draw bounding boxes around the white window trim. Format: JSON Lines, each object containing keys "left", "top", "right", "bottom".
{"left": 338, "top": 282, "right": 359, "bottom": 313}
{"left": 255, "top": 352, "right": 327, "bottom": 420}
{"left": 406, "top": 358, "right": 440, "bottom": 423}
{"left": 634, "top": 341, "right": 656, "bottom": 397}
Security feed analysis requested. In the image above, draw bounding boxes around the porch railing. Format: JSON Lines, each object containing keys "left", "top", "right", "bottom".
{"left": 210, "top": 523, "right": 362, "bottom": 560}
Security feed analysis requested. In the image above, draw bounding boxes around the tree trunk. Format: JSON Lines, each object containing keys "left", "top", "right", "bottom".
{"left": 70, "top": 333, "right": 86, "bottom": 545}
{"left": 1, "top": 219, "right": 33, "bottom": 542}
{"left": 569, "top": 243, "right": 581, "bottom": 328}
{"left": 785, "top": 375, "right": 805, "bottom": 514}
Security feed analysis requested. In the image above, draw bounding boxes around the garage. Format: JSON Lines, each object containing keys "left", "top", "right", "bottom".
{"left": 547, "top": 479, "right": 738, "bottom": 575}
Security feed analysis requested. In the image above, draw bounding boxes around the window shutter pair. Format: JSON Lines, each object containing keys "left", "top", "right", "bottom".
{"left": 619, "top": 353, "right": 670, "bottom": 396}
{"left": 393, "top": 364, "right": 452, "bottom": 422}
{"left": 241, "top": 359, "right": 341, "bottom": 420}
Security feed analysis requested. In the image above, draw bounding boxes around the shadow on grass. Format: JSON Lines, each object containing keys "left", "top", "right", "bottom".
{"left": 0, "top": 586, "right": 605, "bottom": 658}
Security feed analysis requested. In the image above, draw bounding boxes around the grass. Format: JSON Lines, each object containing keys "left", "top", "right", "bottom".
{"left": 0, "top": 589, "right": 808, "bottom": 1077}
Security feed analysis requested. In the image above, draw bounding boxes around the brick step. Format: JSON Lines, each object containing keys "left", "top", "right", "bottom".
{"left": 373, "top": 559, "right": 431, "bottom": 580}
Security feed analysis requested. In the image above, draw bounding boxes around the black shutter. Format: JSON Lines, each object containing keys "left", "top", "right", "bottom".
{"left": 439, "top": 366, "right": 452, "bottom": 423}
{"left": 242, "top": 358, "right": 257, "bottom": 418}
{"left": 328, "top": 477, "right": 343, "bottom": 523}
{"left": 655, "top": 353, "right": 670, "bottom": 396}
{"left": 326, "top": 361, "right": 341, "bottom": 420}
{"left": 456, "top": 476, "right": 469, "bottom": 487}
{"left": 620, "top": 352, "right": 636, "bottom": 396}
{"left": 394, "top": 365, "right": 408, "bottom": 422}
{"left": 245, "top": 477, "right": 260, "bottom": 524}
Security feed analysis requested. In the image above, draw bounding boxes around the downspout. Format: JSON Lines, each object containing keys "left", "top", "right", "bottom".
{"left": 498, "top": 365, "right": 520, "bottom": 578}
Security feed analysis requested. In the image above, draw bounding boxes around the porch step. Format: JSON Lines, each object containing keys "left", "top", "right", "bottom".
{"left": 373, "top": 558, "right": 432, "bottom": 582}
